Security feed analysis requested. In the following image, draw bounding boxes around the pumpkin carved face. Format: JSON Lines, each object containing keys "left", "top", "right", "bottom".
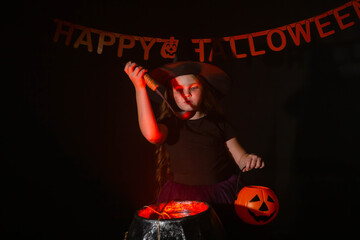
{"left": 161, "top": 37, "right": 178, "bottom": 59}
{"left": 234, "top": 186, "right": 279, "bottom": 225}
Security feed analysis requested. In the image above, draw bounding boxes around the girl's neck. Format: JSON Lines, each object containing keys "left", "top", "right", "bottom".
{"left": 188, "top": 111, "right": 206, "bottom": 120}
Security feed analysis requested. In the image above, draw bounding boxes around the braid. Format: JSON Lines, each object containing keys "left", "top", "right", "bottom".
{"left": 155, "top": 144, "right": 171, "bottom": 189}
{"left": 155, "top": 90, "right": 173, "bottom": 195}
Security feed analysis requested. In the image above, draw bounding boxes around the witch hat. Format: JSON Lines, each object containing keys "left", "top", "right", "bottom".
{"left": 146, "top": 38, "right": 232, "bottom": 104}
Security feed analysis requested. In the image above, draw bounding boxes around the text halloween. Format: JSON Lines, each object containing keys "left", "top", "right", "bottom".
{"left": 53, "top": 0, "right": 359, "bottom": 62}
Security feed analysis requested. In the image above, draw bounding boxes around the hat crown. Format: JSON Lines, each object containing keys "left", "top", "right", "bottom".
{"left": 149, "top": 61, "right": 231, "bottom": 98}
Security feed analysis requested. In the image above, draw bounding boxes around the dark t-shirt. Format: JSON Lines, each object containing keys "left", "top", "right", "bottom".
{"left": 159, "top": 114, "right": 239, "bottom": 185}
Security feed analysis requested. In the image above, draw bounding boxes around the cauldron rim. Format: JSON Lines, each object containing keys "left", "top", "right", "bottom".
{"left": 135, "top": 200, "right": 211, "bottom": 222}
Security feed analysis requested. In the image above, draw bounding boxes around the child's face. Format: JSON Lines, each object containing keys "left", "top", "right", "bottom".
{"left": 171, "top": 74, "right": 203, "bottom": 112}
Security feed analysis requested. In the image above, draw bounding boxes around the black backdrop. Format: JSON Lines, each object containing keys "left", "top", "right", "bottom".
{"left": 3, "top": 0, "right": 360, "bottom": 239}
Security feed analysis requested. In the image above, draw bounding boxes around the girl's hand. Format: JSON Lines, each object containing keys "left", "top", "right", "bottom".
{"left": 240, "top": 153, "right": 264, "bottom": 172}
{"left": 124, "top": 61, "right": 148, "bottom": 90}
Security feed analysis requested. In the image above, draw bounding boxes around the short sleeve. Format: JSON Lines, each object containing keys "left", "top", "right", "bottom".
{"left": 223, "top": 119, "right": 236, "bottom": 141}
{"left": 158, "top": 116, "right": 176, "bottom": 129}
{"left": 209, "top": 114, "right": 237, "bottom": 142}
{"left": 157, "top": 116, "right": 179, "bottom": 144}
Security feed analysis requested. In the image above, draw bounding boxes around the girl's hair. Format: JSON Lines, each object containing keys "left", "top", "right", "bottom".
{"left": 155, "top": 74, "right": 223, "bottom": 195}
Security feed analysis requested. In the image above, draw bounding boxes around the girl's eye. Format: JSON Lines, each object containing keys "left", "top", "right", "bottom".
{"left": 175, "top": 88, "right": 183, "bottom": 93}
{"left": 190, "top": 86, "right": 199, "bottom": 91}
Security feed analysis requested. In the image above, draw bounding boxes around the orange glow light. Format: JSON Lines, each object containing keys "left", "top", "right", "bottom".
{"left": 138, "top": 201, "right": 209, "bottom": 220}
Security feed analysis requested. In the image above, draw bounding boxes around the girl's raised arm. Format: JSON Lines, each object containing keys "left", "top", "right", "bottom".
{"left": 124, "top": 61, "right": 168, "bottom": 144}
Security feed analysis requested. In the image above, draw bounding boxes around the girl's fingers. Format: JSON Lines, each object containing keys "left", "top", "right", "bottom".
{"left": 132, "top": 66, "right": 142, "bottom": 76}
{"left": 129, "top": 62, "right": 137, "bottom": 73}
{"left": 124, "top": 62, "right": 147, "bottom": 79}
{"left": 242, "top": 154, "right": 265, "bottom": 172}
{"left": 243, "top": 159, "right": 251, "bottom": 172}
{"left": 124, "top": 61, "right": 135, "bottom": 74}
{"left": 255, "top": 157, "right": 262, "bottom": 169}
{"left": 250, "top": 156, "right": 257, "bottom": 169}
{"left": 124, "top": 61, "right": 130, "bottom": 73}
{"left": 139, "top": 68, "right": 148, "bottom": 78}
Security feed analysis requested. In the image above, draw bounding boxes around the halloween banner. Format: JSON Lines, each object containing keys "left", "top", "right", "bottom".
{"left": 53, "top": 0, "right": 360, "bottom": 62}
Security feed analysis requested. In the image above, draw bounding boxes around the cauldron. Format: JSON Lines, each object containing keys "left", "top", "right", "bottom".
{"left": 126, "top": 201, "right": 225, "bottom": 240}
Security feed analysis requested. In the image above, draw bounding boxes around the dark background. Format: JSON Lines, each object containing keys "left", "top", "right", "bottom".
{"left": 2, "top": 0, "right": 360, "bottom": 239}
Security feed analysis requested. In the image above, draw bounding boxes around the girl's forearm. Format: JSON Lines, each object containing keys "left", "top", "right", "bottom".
{"left": 135, "top": 87, "right": 164, "bottom": 143}
{"left": 226, "top": 138, "right": 247, "bottom": 169}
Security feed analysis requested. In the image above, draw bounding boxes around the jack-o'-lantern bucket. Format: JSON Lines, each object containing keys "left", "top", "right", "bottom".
{"left": 126, "top": 200, "right": 225, "bottom": 240}
{"left": 234, "top": 185, "right": 279, "bottom": 225}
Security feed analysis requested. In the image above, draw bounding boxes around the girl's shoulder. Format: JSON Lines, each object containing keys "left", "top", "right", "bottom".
{"left": 207, "top": 114, "right": 237, "bottom": 140}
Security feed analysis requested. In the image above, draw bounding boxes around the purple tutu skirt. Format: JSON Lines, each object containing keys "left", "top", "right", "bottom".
{"left": 157, "top": 174, "right": 243, "bottom": 238}
{"left": 157, "top": 174, "right": 239, "bottom": 206}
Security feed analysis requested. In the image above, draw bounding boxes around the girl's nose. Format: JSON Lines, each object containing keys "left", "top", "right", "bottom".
{"left": 183, "top": 90, "right": 191, "bottom": 98}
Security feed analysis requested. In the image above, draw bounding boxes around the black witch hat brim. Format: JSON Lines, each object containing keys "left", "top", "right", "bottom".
{"left": 147, "top": 61, "right": 231, "bottom": 103}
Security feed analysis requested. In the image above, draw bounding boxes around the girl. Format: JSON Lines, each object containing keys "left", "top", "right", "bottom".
{"left": 124, "top": 60, "right": 264, "bottom": 230}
